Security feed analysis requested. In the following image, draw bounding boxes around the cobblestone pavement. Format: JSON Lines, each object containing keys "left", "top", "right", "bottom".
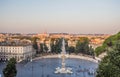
{"left": 0, "top": 58, "right": 98, "bottom": 77}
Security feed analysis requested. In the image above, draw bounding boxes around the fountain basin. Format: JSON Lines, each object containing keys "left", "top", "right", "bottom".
{"left": 55, "top": 67, "right": 73, "bottom": 74}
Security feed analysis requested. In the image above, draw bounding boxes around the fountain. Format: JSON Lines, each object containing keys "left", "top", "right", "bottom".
{"left": 54, "top": 38, "right": 73, "bottom": 74}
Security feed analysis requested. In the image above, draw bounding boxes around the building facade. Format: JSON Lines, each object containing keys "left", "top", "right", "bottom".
{"left": 0, "top": 45, "right": 35, "bottom": 62}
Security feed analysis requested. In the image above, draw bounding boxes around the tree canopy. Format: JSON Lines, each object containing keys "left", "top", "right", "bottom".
{"left": 95, "top": 32, "right": 120, "bottom": 56}
{"left": 50, "top": 38, "right": 62, "bottom": 53}
{"left": 96, "top": 41, "right": 120, "bottom": 77}
{"left": 75, "top": 37, "right": 93, "bottom": 55}
{"left": 3, "top": 58, "right": 17, "bottom": 77}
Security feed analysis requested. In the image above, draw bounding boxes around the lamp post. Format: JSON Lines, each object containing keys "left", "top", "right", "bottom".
{"left": 41, "top": 55, "right": 45, "bottom": 77}
{"left": 41, "top": 64, "right": 44, "bottom": 77}
{"left": 31, "top": 52, "right": 33, "bottom": 77}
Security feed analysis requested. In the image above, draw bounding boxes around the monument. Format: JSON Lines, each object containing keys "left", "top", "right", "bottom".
{"left": 54, "top": 38, "right": 73, "bottom": 74}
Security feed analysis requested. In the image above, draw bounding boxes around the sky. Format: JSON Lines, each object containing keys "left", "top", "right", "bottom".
{"left": 0, "top": 0, "right": 120, "bottom": 34}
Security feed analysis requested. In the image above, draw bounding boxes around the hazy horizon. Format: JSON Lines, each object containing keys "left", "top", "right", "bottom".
{"left": 0, "top": 0, "right": 120, "bottom": 34}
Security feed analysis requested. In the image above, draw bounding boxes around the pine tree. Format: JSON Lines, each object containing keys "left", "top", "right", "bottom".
{"left": 3, "top": 58, "right": 17, "bottom": 77}
{"left": 96, "top": 41, "right": 120, "bottom": 77}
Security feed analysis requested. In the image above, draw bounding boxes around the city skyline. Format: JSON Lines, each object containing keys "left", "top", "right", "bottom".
{"left": 0, "top": 0, "right": 120, "bottom": 34}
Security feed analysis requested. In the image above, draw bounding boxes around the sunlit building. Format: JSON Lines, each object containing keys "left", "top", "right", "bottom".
{"left": 0, "top": 41, "right": 35, "bottom": 62}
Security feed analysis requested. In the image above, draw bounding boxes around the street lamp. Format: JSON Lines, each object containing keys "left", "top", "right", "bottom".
{"left": 41, "top": 64, "right": 44, "bottom": 77}
{"left": 41, "top": 56, "right": 45, "bottom": 77}
{"left": 31, "top": 52, "right": 33, "bottom": 77}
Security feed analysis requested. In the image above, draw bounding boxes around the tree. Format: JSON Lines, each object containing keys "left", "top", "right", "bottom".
{"left": 75, "top": 41, "right": 83, "bottom": 54}
{"left": 40, "top": 43, "right": 44, "bottom": 53}
{"left": 65, "top": 39, "right": 69, "bottom": 53}
{"left": 50, "top": 42, "right": 55, "bottom": 53}
{"left": 3, "top": 58, "right": 17, "bottom": 77}
{"left": 50, "top": 38, "right": 62, "bottom": 53}
{"left": 95, "top": 46, "right": 106, "bottom": 56}
{"left": 95, "top": 32, "right": 120, "bottom": 56}
{"left": 32, "top": 37, "right": 39, "bottom": 53}
{"left": 68, "top": 46, "right": 75, "bottom": 54}
{"left": 75, "top": 38, "right": 90, "bottom": 55}
{"left": 43, "top": 43, "right": 48, "bottom": 52}
{"left": 56, "top": 38, "right": 62, "bottom": 53}
{"left": 89, "top": 46, "right": 95, "bottom": 56}
{"left": 96, "top": 41, "right": 120, "bottom": 77}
